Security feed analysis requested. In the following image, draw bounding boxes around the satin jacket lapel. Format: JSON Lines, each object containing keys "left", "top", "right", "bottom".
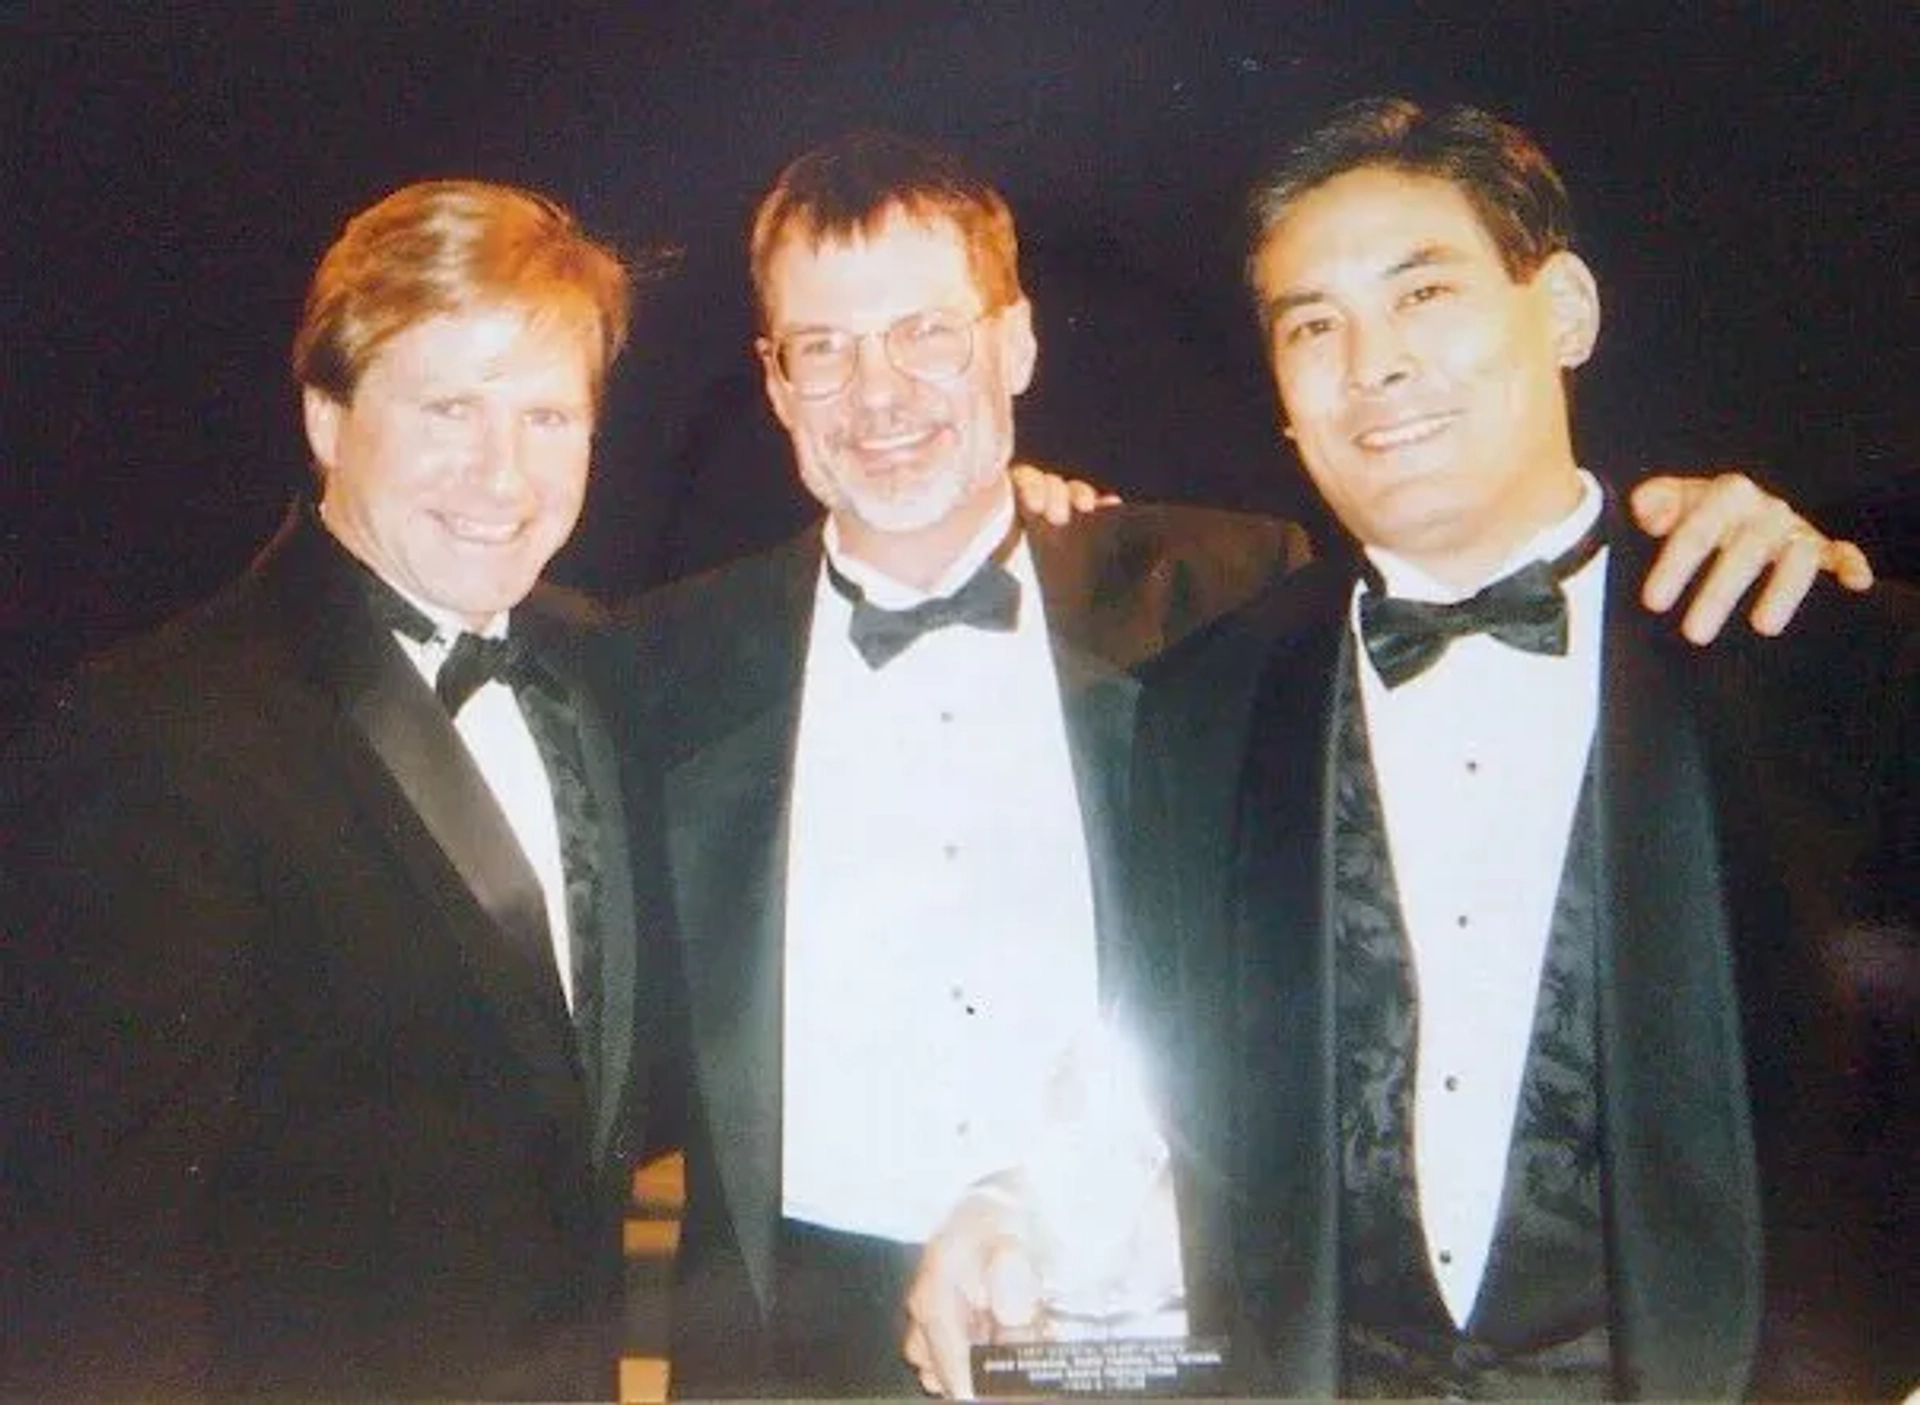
{"left": 1225, "top": 575, "right": 1348, "bottom": 1395}
{"left": 577, "top": 696, "right": 640, "bottom": 1165}
{"left": 522, "top": 612, "right": 642, "bottom": 1165}
{"left": 662, "top": 533, "right": 818, "bottom": 1316}
{"left": 1029, "top": 521, "right": 1140, "bottom": 997}
{"left": 257, "top": 512, "right": 586, "bottom": 1143}
{"left": 1026, "top": 503, "right": 1312, "bottom": 986}
{"left": 1593, "top": 569, "right": 1761, "bottom": 1398}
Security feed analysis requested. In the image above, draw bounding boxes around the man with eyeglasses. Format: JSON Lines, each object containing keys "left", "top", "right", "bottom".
{"left": 595, "top": 131, "right": 1305, "bottom": 1398}
{"left": 587, "top": 130, "right": 1870, "bottom": 1398}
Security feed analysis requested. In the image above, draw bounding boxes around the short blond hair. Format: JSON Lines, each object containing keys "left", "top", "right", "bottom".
{"left": 292, "top": 179, "right": 631, "bottom": 410}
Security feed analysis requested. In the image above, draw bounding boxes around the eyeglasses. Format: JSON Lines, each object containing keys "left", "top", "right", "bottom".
{"left": 761, "top": 307, "right": 993, "bottom": 399}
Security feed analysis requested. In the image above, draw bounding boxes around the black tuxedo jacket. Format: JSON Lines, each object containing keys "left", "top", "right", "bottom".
{"left": 590, "top": 502, "right": 1309, "bottom": 1391}
{"left": 0, "top": 507, "right": 651, "bottom": 1399}
{"left": 1126, "top": 537, "right": 1919, "bottom": 1399}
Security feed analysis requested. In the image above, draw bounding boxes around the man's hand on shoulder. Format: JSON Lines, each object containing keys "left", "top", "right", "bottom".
{"left": 1631, "top": 471, "right": 1874, "bottom": 644}
{"left": 1011, "top": 463, "right": 1121, "bottom": 526}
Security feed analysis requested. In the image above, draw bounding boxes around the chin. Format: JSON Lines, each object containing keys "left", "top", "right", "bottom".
{"left": 1364, "top": 467, "right": 1479, "bottom": 519}
{"left": 1370, "top": 508, "right": 1493, "bottom": 570}
{"left": 1349, "top": 439, "right": 1464, "bottom": 487}
{"left": 844, "top": 481, "right": 970, "bottom": 536}
{"left": 443, "top": 576, "right": 539, "bottom": 621}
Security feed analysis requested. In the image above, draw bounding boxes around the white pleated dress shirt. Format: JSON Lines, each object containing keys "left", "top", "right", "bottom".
{"left": 390, "top": 600, "right": 577, "bottom": 1011}
{"left": 1350, "top": 474, "right": 1608, "bottom": 1324}
{"left": 781, "top": 495, "right": 1103, "bottom": 1244}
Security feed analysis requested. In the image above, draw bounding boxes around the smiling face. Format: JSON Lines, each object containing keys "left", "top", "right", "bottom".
{"left": 1255, "top": 165, "right": 1599, "bottom": 587}
{"left": 759, "top": 210, "right": 1036, "bottom": 581}
{"left": 304, "top": 305, "right": 595, "bottom": 628}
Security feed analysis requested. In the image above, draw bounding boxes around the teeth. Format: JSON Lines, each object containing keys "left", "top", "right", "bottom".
{"left": 1357, "top": 414, "right": 1452, "bottom": 450}
{"left": 443, "top": 515, "right": 521, "bottom": 544}
{"left": 860, "top": 435, "right": 929, "bottom": 454}
{"left": 855, "top": 424, "right": 938, "bottom": 453}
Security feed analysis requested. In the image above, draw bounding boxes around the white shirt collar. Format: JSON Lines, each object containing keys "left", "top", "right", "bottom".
{"left": 385, "top": 581, "right": 508, "bottom": 647}
{"left": 821, "top": 482, "right": 1018, "bottom": 611}
{"left": 1363, "top": 470, "right": 1605, "bottom": 604}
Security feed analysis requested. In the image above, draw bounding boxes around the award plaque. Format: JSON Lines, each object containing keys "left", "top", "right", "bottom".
{"left": 972, "top": 1337, "right": 1228, "bottom": 1398}
{"left": 968, "top": 1023, "right": 1227, "bottom": 1397}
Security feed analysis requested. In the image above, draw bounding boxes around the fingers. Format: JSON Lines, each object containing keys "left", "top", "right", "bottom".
{"left": 1626, "top": 476, "right": 1686, "bottom": 542}
{"left": 902, "top": 1311, "right": 975, "bottom": 1399}
{"left": 1734, "top": 530, "right": 1825, "bottom": 638}
{"left": 912, "top": 1357, "right": 949, "bottom": 1398}
{"left": 902, "top": 1267, "right": 979, "bottom": 1398}
{"left": 901, "top": 1197, "right": 1044, "bottom": 1398}
{"left": 1634, "top": 471, "right": 1875, "bottom": 644}
{"left": 1068, "top": 481, "right": 1124, "bottom": 513}
{"left": 1038, "top": 480, "right": 1076, "bottom": 528}
{"left": 1635, "top": 472, "right": 1758, "bottom": 618}
{"left": 1677, "top": 489, "right": 1809, "bottom": 642}
{"left": 1825, "top": 538, "right": 1875, "bottom": 593}
{"left": 1009, "top": 462, "right": 1120, "bottom": 525}
{"left": 902, "top": 1198, "right": 1005, "bottom": 1399}
{"left": 1009, "top": 462, "right": 1072, "bottom": 526}
{"left": 1741, "top": 533, "right": 1874, "bottom": 634}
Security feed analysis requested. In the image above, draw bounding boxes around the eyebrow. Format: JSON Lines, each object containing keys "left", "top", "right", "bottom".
{"left": 1386, "top": 243, "right": 1469, "bottom": 278}
{"left": 1264, "top": 241, "right": 1471, "bottom": 323}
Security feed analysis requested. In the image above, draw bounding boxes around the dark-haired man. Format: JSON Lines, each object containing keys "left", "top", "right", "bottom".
{"left": 911, "top": 100, "right": 1916, "bottom": 1400}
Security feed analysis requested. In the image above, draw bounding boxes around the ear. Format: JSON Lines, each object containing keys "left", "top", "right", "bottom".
{"left": 996, "top": 297, "right": 1039, "bottom": 396}
{"left": 757, "top": 339, "right": 800, "bottom": 433}
{"left": 302, "top": 386, "right": 344, "bottom": 475}
{"left": 1537, "top": 250, "right": 1601, "bottom": 369}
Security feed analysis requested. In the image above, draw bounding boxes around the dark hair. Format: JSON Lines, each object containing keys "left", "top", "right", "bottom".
{"left": 749, "top": 131, "right": 1022, "bottom": 327}
{"left": 1246, "top": 97, "right": 1575, "bottom": 326}
{"left": 293, "top": 179, "right": 631, "bottom": 409}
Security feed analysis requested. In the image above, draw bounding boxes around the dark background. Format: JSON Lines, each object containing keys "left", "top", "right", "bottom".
{"left": 6, "top": 3, "right": 1916, "bottom": 720}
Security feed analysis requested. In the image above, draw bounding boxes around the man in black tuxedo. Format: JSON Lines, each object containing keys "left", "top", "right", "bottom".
{"left": 1, "top": 181, "right": 651, "bottom": 1398}
{"left": 595, "top": 131, "right": 1871, "bottom": 1399}
{"left": 593, "top": 131, "right": 1309, "bottom": 1398}
{"left": 912, "top": 99, "right": 1916, "bottom": 1399}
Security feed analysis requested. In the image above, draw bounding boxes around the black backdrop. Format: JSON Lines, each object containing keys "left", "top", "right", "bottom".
{"left": 6, "top": 3, "right": 1916, "bottom": 718}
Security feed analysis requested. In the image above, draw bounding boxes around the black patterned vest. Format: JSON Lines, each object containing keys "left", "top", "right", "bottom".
{"left": 1331, "top": 652, "right": 1615, "bottom": 1398}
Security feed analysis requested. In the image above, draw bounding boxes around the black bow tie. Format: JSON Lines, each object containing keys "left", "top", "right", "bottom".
{"left": 827, "top": 548, "right": 1023, "bottom": 669}
{"left": 356, "top": 566, "right": 556, "bottom": 712}
{"left": 1358, "top": 517, "right": 1606, "bottom": 689}
{"left": 435, "top": 632, "right": 554, "bottom": 713}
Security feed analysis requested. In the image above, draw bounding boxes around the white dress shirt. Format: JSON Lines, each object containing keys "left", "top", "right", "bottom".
{"left": 389, "top": 599, "right": 577, "bottom": 1011}
{"left": 781, "top": 493, "right": 1103, "bottom": 1244}
{"left": 1351, "top": 474, "right": 1608, "bottom": 1324}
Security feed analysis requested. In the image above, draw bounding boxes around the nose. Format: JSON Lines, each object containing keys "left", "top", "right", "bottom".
{"left": 847, "top": 328, "right": 910, "bottom": 405}
{"left": 1345, "top": 315, "right": 1414, "bottom": 395}
{"left": 466, "top": 408, "right": 531, "bottom": 502}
